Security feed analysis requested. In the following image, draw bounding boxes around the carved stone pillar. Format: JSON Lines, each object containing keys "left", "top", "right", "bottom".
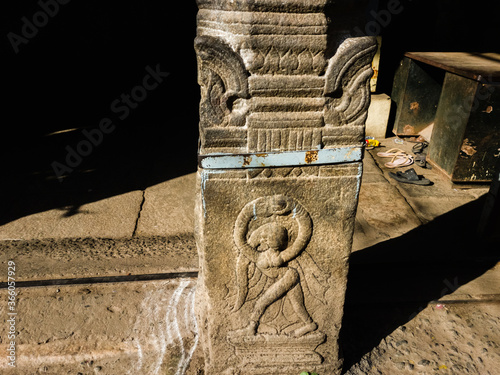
{"left": 194, "top": 1, "right": 376, "bottom": 374}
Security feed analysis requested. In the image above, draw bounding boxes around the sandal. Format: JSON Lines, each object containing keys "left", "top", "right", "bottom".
{"left": 412, "top": 142, "right": 429, "bottom": 154}
{"left": 385, "top": 154, "right": 414, "bottom": 168}
{"left": 377, "top": 148, "right": 405, "bottom": 157}
{"left": 389, "top": 168, "right": 431, "bottom": 185}
{"left": 415, "top": 153, "right": 427, "bottom": 167}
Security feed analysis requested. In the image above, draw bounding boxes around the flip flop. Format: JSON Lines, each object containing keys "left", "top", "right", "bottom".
{"left": 412, "top": 142, "right": 429, "bottom": 154}
{"left": 385, "top": 154, "right": 414, "bottom": 168}
{"left": 389, "top": 168, "right": 431, "bottom": 185}
{"left": 377, "top": 148, "right": 405, "bottom": 157}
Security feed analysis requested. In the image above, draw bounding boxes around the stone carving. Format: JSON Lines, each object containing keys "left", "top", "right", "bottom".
{"left": 195, "top": 2, "right": 376, "bottom": 154}
{"left": 196, "top": 167, "right": 362, "bottom": 374}
{"left": 324, "top": 37, "right": 378, "bottom": 129}
{"left": 195, "top": 1, "right": 375, "bottom": 373}
{"left": 195, "top": 35, "right": 250, "bottom": 152}
{"left": 227, "top": 195, "right": 327, "bottom": 364}
{"left": 247, "top": 166, "right": 320, "bottom": 179}
{"left": 231, "top": 195, "right": 323, "bottom": 335}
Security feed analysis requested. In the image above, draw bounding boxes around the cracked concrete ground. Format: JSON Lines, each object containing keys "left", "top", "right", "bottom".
{"left": 0, "top": 137, "right": 498, "bottom": 374}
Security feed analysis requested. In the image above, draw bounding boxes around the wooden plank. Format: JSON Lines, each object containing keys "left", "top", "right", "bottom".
{"left": 428, "top": 73, "right": 478, "bottom": 176}
{"left": 477, "top": 158, "right": 500, "bottom": 238}
{"left": 405, "top": 52, "right": 500, "bottom": 82}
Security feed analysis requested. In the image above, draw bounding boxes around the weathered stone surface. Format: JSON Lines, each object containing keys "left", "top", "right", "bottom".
{"left": 366, "top": 93, "right": 391, "bottom": 139}
{"left": 354, "top": 182, "right": 422, "bottom": 251}
{"left": 136, "top": 174, "right": 196, "bottom": 237}
{"left": 195, "top": 1, "right": 376, "bottom": 156}
{"left": 345, "top": 303, "right": 500, "bottom": 375}
{"left": 0, "top": 191, "right": 143, "bottom": 241}
{"left": 194, "top": 0, "right": 376, "bottom": 373}
{"left": 0, "top": 236, "right": 197, "bottom": 282}
{"left": 0, "top": 174, "right": 198, "bottom": 282}
{"left": 0, "top": 279, "right": 203, "bottom": 374}
{"left": 195, "top": 165, "right": 362, "bottom": 374}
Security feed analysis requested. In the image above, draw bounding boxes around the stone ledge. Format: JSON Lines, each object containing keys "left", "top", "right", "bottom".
{"left": 0, "top": 174, "right": 197, "bottom": 282}
{"left": 0, "top": 235, "right": 197, "bottom": 283}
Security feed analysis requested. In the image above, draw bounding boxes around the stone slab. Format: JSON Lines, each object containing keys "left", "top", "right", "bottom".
{"left": 354, "top": 182, "right": 422, "bottom": 252}
{"left": 136, "top": 174, "right": 195, "bottom": 237}
{"left": 405, "top": 196, "right": 481, "bottom": 224}
{"left": 0, "top": 191, "right": 144, "bottom": 241}
{"left": 196, "top": 164, "right": 362, "bottom": 374}
{"left": 0, "top": 174, "right": 199, "bottom": 282}
{"left": 0, "top": 279, "right": 203, "bottom": 375}
{"left": 353, "top": 151, "right": 422, "bottom": 251}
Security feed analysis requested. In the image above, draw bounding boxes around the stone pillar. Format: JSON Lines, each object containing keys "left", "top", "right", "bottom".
{"left": 194, "top": 1, "right": 376, "bottom": 374}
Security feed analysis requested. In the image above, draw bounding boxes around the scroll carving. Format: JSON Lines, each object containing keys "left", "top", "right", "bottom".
{"left": 195, "top": 35, "right": 250, "bottom": 149}
{"left": 196, "top": 4, "right": 376, "bottom": 154}
{"left": 324, "top": 37, "right": 378, "bottom": 127}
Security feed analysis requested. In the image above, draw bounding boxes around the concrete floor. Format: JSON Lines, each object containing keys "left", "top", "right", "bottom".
{"left": 345, "top": 138, "right": 500, "bottom": 374}
{"left": 0, "top": 137, "right": 498, "bottom": 374}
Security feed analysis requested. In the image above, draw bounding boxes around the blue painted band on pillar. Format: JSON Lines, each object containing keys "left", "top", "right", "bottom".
{"left": 198, "top": 147, "right": 363, "bottom": 169}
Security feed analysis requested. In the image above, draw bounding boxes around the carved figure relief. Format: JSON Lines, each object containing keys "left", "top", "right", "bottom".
{"left": 195, "top": 2, "right": 375, "bottom": 373}
{"left": 228, "top": 196, "right": 328, "bottom": 344}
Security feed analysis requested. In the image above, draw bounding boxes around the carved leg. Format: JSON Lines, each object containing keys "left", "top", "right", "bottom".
{"left": 229, "top": 268, "right": 299, "bottom": 336}
{"left": 287, "top": 281, "right": 318, "bottom": 337}
{"left": 251, "top": 268, "right": 299, "bottom": 322}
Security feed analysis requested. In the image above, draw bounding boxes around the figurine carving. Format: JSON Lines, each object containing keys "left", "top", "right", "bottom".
{"left": 230, "top": 195, "right": 326, "bottom": 339}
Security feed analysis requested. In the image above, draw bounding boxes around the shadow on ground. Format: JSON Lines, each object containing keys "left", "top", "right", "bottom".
{"left": 340, "top": 195, "right": 500, "bottom": 372}
{"left": 1, "top": 1, "right": 200, "bottom": 225}
{"left": 2, "top": 0, "right": 500, "bottom": 227}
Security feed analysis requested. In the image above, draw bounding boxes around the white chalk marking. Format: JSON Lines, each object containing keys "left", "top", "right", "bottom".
{"left": 168, "top": 280, "right": 190, "bottom": 375}
{"left": 178, "top": 284, "right": 199, "bottom": 375}
{"left": 128, "top": 290, "right": 155, "bottom": 374}
{"left": 153, "top": 288, "right": 168, "bottom": 375}
{"left": 129, "top": 280, "right": 197, "bottom": 375}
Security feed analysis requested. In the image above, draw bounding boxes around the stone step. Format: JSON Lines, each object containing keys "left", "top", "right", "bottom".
{"left": 0, "top": 235, "right": 198, "bottom": 284}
